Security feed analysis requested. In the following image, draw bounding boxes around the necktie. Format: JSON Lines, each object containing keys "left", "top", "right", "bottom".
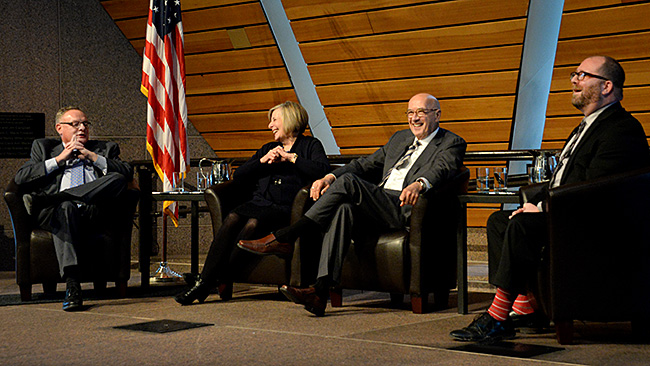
{"left": 550, "top": 119, "right": 587, "bottom": 186}
{"left": 69, "top": 160, "right": 86, "bottom": 188}
{"left": 379, "top": 141, "right": 421, "bottom": 187}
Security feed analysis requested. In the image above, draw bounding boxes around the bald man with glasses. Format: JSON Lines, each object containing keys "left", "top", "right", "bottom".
{"left": 15, "top": 106, "right": 133, "bottom": 312}
{"left": 450, "top": 55, "right": 650, "bottom": 342}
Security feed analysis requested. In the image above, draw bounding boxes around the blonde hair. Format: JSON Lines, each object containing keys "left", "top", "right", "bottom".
{"left": 268, "top": 101, "right": 308, "bottom": 136}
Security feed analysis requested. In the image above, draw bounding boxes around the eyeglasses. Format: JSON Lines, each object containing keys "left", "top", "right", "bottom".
{"left": 570, "top": 71, "right": 608, "bottom": 82}
{"left": 59, "top": 121, "right": 91, "bottom": 128}
{"left": 405, "top": 108, "right": 438, "bottom": 118}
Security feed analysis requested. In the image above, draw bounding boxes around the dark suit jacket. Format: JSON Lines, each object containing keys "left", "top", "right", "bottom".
{"left": 331, "top": 128, "right": 467, "bottom": 193}
{"left": 14, "top": 138, "right": 133, "bottom": 195}
{"left": 531, "top": 102, "right": 650, "bottom": 204}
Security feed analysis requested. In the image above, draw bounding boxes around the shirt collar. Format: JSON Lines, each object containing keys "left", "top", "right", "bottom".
{"left": 414, "top": 127, "right": 438, "bottom": 147}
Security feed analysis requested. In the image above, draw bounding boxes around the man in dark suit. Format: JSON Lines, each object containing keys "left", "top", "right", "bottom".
{"left": 15, "top": 106, "right": 133, "bottom": 311}
{"left": 450, "top": 56, "right": 650, "bottom": 342}
{"left": 238, "top": 93, "right": 467, "bottom": 316}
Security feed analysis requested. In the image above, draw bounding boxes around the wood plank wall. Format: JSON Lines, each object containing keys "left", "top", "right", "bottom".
{"left": 102, "top": 0, "right": 650, "bottom": 227}
{"left": 101, "top": 0, "right": 299, "bottom": 159}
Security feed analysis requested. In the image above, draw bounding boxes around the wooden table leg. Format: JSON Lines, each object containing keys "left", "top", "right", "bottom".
{"left": 457, "top": 201, "right": 468, "bottom": 314}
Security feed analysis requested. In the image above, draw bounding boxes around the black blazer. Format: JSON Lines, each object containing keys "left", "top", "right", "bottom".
{"left": 331, "top": 128, "right": 467, "bottom": 192}
{"left": 233, "top": 135, "right": 330, "bottom": 207}
{"left": 532, "top": 102, "right": 650, "bottom": 204}
{"left": 14, "top": 138, "right": 133, "bottom": 194}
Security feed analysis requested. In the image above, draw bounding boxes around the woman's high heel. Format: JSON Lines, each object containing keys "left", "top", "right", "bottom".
{"left": 174, "top": 279, "right": 212, "bottom": 305}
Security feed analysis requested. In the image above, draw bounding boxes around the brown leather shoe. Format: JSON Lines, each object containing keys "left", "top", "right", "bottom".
{"left": 280, "top": 285, "right": 326, "bottom": 317}
{"left": 237, "top": 233, "right": 293, "bottom": 256}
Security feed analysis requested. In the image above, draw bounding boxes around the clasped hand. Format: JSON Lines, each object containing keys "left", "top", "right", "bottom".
{"left": 260, "top": 145, "right": 293, "bottom": 164}
{"left": 56, "top": 137, "right": 97, "bottom": 164}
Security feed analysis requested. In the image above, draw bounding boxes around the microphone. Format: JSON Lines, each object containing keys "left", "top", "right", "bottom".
{"left": 72, "top": 149, "right": 80, "bottom": 157}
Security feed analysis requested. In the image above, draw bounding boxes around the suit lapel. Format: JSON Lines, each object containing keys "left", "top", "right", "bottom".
{"left": 404, "top": 129, "right": 445, "bottom": 183}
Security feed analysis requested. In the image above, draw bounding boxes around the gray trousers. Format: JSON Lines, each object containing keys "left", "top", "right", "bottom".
{"left": 37, "top": 172, "right": 128, "bottom": 276}
{"left": 304, "top": 173, "right": 408, "bottom": 284}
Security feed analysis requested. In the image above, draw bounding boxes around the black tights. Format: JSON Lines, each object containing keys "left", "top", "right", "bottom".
{"left": 200, "top": 212, "right": 266, "bottom": 284}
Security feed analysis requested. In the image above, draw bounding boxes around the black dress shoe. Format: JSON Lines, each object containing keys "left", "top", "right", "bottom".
{"left": 62, "top": 280, "right": 83, "bottom": 312}
{"left": 174, "top": 279, "right": 212, "bottom": 305}
{"left": 237, "top": 234, "right": 293, "bottom": 257}
{"left": 449, "top": 312, "right": 516, "bottom": 342}
{"left": 280, "top": 285, "right": 327, "bottom": 317}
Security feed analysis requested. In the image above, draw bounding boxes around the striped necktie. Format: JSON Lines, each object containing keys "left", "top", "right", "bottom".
{"left": 69, "top": 160, "right": 86, "bottom": 188}
{"left": 379, "top": 141, "right": 421, "bottom": 187}
{"left": 550, "top": 119, "right": 587, "bottom": 186}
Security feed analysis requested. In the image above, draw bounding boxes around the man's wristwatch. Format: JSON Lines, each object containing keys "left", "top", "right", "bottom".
{"left": 416, "top": 178, "right": 427, "bottom": 193}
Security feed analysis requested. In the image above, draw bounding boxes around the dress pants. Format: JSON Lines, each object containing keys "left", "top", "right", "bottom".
{"left": 304, "top": 173, "right": 407, "bottom": 285}
{"left": 36, "top": 172, "right": 128, "bottom": 276}
{"left": 487, "top": 210, "right": 548, "bottom": 294}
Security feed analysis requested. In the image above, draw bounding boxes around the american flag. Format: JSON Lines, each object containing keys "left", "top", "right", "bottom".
{"left": 141, "top": 0, "right": 189, "bottom": 225}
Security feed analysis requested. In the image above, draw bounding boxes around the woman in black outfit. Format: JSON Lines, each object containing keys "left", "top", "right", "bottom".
{"left": 175, "top": 101, "right": 330, "bottom": 305}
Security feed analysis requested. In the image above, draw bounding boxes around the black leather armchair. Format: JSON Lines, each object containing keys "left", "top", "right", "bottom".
{"left": 4, "top": 178, "right": 139, "bottom": 301}
{"left": 521, "top": 168, "right": 650, "bottom": 344}
{"left": 203, "top": 180, "right": 319, "bottom": 287}
{"left": 290, "top": 167, "right": 470, "bottom": 314}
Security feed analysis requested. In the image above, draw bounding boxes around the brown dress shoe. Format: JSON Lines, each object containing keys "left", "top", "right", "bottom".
{"left": 280, "top": 285, "right": 326, "bottom": 317}
{"left": 237, "top": 234, "right": 293, "bottom": 256}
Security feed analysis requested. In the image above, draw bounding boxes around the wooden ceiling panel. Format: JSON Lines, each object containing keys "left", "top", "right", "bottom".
{"left": 185, "top": 46, "right": 285, "bottom": 74}
{"left": 559, "top": 3, "right": 650, "bottom": 39}
{"left": 186, "top": 89, "right": 298, "bottom": 114}
{"left": 298, "top": 19, "right": 526, "bottom": 64}
{"left": 186, "top": 68, "right": 291, "bottom": 95}
{"left": 553, "top": 32, "right": 650, "bottom": 67}
{"left": 281, "top": 0, "right": 429, "bottom": 20}
{"left": 316, "top": 70, "right": 518, "bottom": 106}
{"left": 308, "top": 45, "right": 523, "bottom": 85}
{"left": 290, "top": 0, "right": 528, "bottom": 43}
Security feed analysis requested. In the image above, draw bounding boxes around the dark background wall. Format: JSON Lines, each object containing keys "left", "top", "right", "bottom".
{"left": 0, "top": 0, "right": 215, "bottom": 270}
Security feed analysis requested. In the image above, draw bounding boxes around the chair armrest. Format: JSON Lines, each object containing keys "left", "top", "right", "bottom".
{"left": 204, "top": 180, "right": 251, "bottom": 239}
{"left": 519, "top": 182, "right": 546, "bottom": 205}
{"left": 4, "top": 179, "right": 31, "bottom": 248}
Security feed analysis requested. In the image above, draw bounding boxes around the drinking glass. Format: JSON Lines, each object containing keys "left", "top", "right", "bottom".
{"left": 476, "top": 167, "right": 490, "bottom": 193}
{"left": 494, "top": 167, "right": 507, "bottom": 192}
{"left": 196, "top": 172, "right": 208, "bottom": 191}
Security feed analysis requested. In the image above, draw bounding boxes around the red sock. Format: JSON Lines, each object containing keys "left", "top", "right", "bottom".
{"left": 488, "top": 288, "right": 516, "bottom": 321}
{"left": 512, "top": 294, "right": 535, "bottom": 315}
